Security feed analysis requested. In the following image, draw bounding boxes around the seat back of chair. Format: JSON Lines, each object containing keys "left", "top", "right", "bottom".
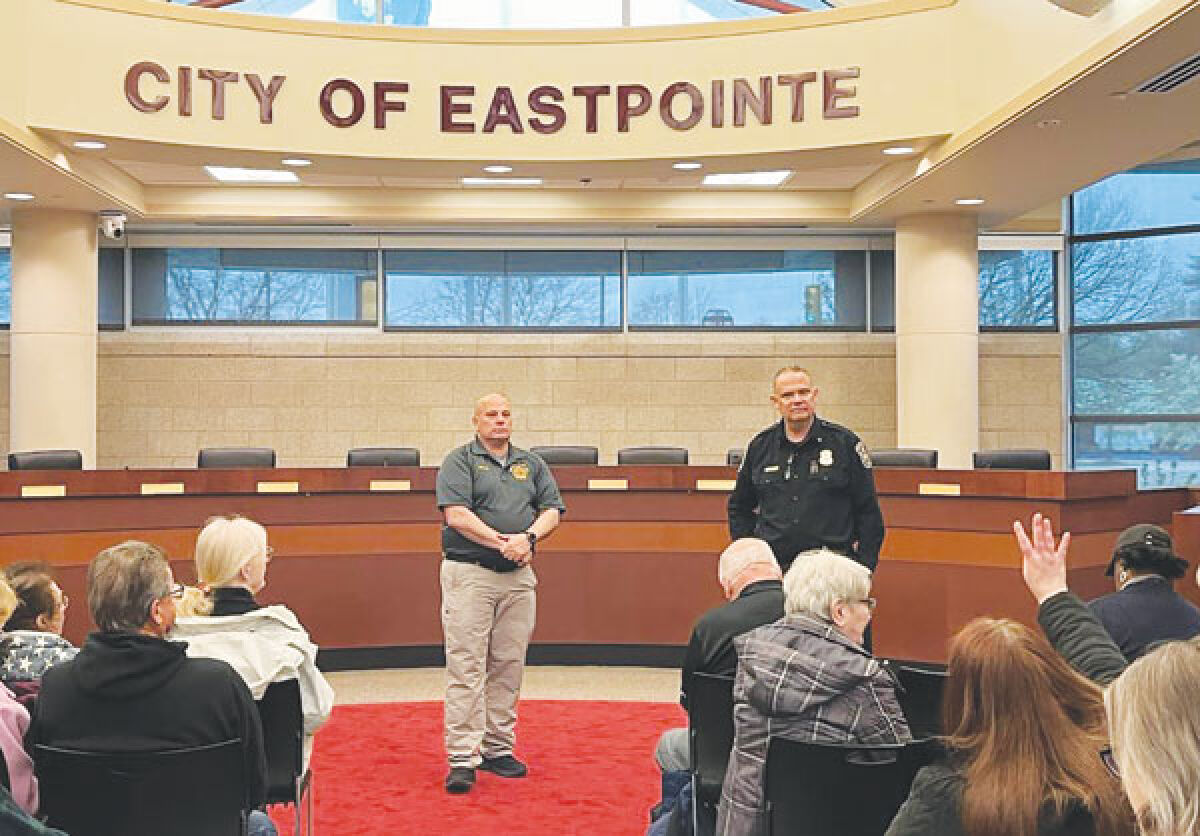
{"left": 869, "top": 448, "right": 938, "bottom": 468}
{"left": 346, "top": 447, "right": 420, "bottom": 467}
{"left": 765, "top": 737, "right": 940, "bottom": 836}
{"left": 972, "top": 448, "right": 1051, "bottom": 470}
{"left": 198, "top": 447, "right": 277, "bottom": 469}
{"left": 0, "top": 741, "right": 9, "bottom": 791}
{"left": 687, "top": 672, "right": 736, "bottom": 806}
{"left": 893, "top": 664, "right": 948, "bottom": 739}
{"left": 617, "top": 446, "right": 689, "bottom": 465}
{"left": 35, "top": 739, "right": 246, "bottom": 836}
{"left": 529, "top": 445, "right": 599, "bottom": 465}
{"left": 7, "top": 450, "right": 83, "bottom": 471}
{"left": 258, "top": 679, "right": 305, "bottom": 804}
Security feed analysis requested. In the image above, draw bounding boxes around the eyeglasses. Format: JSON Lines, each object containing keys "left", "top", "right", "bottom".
{"left": 859, "top": 597, "right": 878, "bottom": 611}
{"left": 166, "top": 583, "right": 185, "bottom": 600}
{"left": 1099, "top": 745, "right": 1120, "bottom": 778}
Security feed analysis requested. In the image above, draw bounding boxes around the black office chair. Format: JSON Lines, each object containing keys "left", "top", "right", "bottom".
{"left": 869, "top": 448, "right": 938, "bottom": 468}
{"left": 35, "top": 739, "right": 247, "bottom": 836}
{"left": 617, "top": 446, "right": 689, "bottom": 465}
{"left": 259, "top": 679, "right": 313, "bottom": 836}
{"left": 765, "top": 737, "right": 940, "bottom": 836}
{"left": 726, "top": 448, "right": 744, "bottom": 468}
{"left": 197, "top": 447, "right": 277, "bottom": 469}
{"left": 892, "top": 663, "right": 948, "bottom": 739}
{"left": 346, "top": 447, "right": 420, "bottom": 467}
{"left": 687, "top": 672, "right": 736, "bottom": 832}
{"left": 7, "top": 449, "right": 83, "bottom": 471}
{"left": 529, "top": 445, "right": 599, "bottom": 465}
{"left": 972, "top": 448, "right": 1052, "bottom": 470}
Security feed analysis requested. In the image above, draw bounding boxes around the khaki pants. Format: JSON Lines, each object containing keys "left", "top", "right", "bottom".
{"left": 441, "top": 559, "right": 537, "bottom": 768}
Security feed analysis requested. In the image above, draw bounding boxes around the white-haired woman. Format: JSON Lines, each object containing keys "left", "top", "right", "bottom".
{"left": 172, "top": 515, "right": 334, "bottom": 764}
{"left": 715, "top": 549, "right": 910, "bottom": 836}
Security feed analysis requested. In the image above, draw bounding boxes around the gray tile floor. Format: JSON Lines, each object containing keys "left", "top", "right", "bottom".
{"left": 326, "top": 665, "right": 679, "bottom": 705}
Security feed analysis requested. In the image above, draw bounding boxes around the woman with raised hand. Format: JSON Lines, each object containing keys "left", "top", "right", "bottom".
{"left": 172, "top": 515, "right": 334, "bottom": 762}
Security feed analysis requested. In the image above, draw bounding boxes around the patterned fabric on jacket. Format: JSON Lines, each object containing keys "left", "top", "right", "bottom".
{"left": 0, "top": 631, "right": 77, "bottom": 682}
{"left": 715, "top": 613, "right": 911, "bottom": 836}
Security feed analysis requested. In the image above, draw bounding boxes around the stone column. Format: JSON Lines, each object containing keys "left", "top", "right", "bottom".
{"left": 894, "top": 213, "right": 978, "bottom": 469}
{"left": 9, "top": 210, "right": 98, "bottom": 467}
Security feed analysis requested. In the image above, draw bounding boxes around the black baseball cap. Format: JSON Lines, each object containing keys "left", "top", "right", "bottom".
{"left": 1105, "top": 523, "right": 1177, "bottom": 577}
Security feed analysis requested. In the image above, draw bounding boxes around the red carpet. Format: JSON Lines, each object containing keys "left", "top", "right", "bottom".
{"left": 268, "top": 699, "right": 685, "bottom": 836}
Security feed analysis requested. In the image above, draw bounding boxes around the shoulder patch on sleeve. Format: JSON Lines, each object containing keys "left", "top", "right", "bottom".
{"left": 856, "top": 441, "right": 873, "bottom": 469}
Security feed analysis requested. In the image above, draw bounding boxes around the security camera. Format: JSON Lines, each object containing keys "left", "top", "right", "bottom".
{"left": 99, "top": 212, "right": 126, "bottom": 240}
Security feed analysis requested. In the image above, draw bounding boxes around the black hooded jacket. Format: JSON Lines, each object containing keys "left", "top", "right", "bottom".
{"left": 28, "top": 631, "right": 267, "bottom": 808}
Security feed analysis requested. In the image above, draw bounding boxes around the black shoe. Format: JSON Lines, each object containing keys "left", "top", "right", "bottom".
{"left": 445, "top": 766, "right": 476, "bottom": 794}
{"left": 479, "top": 754, "right": 528, "bottom": 778}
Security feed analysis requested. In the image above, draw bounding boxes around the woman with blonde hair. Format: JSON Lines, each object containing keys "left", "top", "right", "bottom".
{"left": 887, "top": 616, "right": 1133, "bottom": 835}
{"left": 1105, "top": 636, "right": 1200, "bottom": 835}
{"left": 172, "top": 515, "right": 333, "bottom": 760}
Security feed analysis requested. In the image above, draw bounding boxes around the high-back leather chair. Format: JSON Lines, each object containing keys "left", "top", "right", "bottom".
{"left": 529, "top": 446, "right": 599, "bottom": 465}
{"left": 35, "top": 739, "right": 247, "bottom": 836}
{"left": 197, "top": 447, "right": 277, "bottom": 469}
{"left": 346, "top": 447, "right": 420, "bottom": 467}
{"left": 870, "top": 448, "right": 938, "bottom": 468}
{"left": 972, "top": 449, "right": 1051, "bottom": 470}
{"left": 7, "top": 450, "right": 83, "bottom": 471}
{"left": 617, "top": 446, "right": 689, "bottom": 465}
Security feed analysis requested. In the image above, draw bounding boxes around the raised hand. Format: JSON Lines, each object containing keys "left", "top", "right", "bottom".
{"left": 1013, "top": 512, "right": 1071, "bottom": 604}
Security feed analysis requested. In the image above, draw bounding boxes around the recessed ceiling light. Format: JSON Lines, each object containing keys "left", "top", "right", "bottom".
{"left": 281, "top": 158, "right": 312, "bottom": 167}
{"left": 673, "top": 161, "right": 703, "bottom": 171}
{"left": 882, "top": 146, "right": 915, "bottom": 156}
{"left": 702, "top": 170, "right": 792, "bottom": 187}
{"left": 73, "top": 140, "right": 107, "bottom": 151}
{"left": 483, "top": 164, "right": 513, "bottom": 174}
{"left": 462, "top": 177, "right": 543, "bottom": 186}
{"left": 955, "top": 198, "right": 985, "bottom": 206}
{"left": 204, "top": 166, "right": 299, "bottom": 184}
{"left": 3, "top": 192, "right": 34, "bottom": 201}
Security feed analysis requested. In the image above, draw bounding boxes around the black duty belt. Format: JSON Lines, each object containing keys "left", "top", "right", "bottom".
{"left": 444, "top": 553, "right": 520, "bottom": 573}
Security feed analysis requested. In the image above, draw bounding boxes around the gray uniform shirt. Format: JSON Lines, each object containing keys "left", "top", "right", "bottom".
{"left": 436, "top": 439, "right": 565, "bottom": 568}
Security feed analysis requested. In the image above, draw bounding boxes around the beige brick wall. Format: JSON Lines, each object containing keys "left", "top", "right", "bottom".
{"left": 0, "top": 331, "right": 1064, "bottom": 469}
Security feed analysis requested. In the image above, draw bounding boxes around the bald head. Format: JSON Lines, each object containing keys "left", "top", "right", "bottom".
{"left": 473, "top": 393, "right": 513, "bottom": 447}
{"left": 718, "top": 538, "right": 782, "bottom": 600}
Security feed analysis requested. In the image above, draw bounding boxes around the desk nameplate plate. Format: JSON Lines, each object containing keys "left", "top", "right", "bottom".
{"left": 588, "top": 479, "right": 629, "bottom": 491}
{"left": 918, "top": 483, "right": 962, "bottom": 496}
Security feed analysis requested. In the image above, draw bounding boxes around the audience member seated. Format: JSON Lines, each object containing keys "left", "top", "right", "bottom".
{"left": 715, "top": 549, "right": 910, "bottom": 836}
{"left": 654, "top": 538, "right": 784, "bottom": 775}
{"left": 0, "top": 562, "right": 77, "bottom": 690}
{"left": 27, "top": 540, "right": 275, "bottom": 836}
{"left": 1018, "top": 513, "right": 1200, "bottom": 836}
{"left": 173, "top": 515, "right": 334, "bottom": 766}
{"left": 0, "top": 578, "right": 38, "bottom": 816}
{"left": 885, "top": 616, "right": 1132, "bottom": 836}
{"left": 1088, "top": 524, "right": 1200, "bottom": 661}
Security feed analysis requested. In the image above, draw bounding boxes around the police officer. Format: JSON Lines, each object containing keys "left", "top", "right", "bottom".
{"left": 728, "top": 366, "right": 884, "bottom": 573}
{"left": 436, "top": 393, "right": 565, "bottom": 795}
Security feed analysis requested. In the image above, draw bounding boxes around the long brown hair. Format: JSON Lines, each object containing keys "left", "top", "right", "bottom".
{"left": 943, "top": 618, "right": 1131, "bottom": 836}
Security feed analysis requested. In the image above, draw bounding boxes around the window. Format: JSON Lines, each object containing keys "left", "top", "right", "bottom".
{"left": 627, "top": 250, "right": 866, "bottom": 329}
{"left": 979, "top": 250, "right": 1056, "bottom": 328}
{"left": 132, "top": 248, "right": 377, "bottom": 325}
{"left": 383, "top": 249, "right": 620, "bottom": 329}
{"left": 0, "top": 249, "right": 9, "bottom": 325}
{"left": 1070, "top": 167, "right": 1200, "bottom": 486}
{"left": 866, "top": 247, "right": 1057, "bottom": 331}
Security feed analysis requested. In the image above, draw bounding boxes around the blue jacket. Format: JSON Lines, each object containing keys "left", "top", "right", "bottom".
{"left": 1088, "top": 576, "right": 1200, "bottom": 661}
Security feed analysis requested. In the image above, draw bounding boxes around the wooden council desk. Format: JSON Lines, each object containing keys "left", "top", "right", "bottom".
{"left": 0, "top": 466, "right": 1192, "bottom": 666}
